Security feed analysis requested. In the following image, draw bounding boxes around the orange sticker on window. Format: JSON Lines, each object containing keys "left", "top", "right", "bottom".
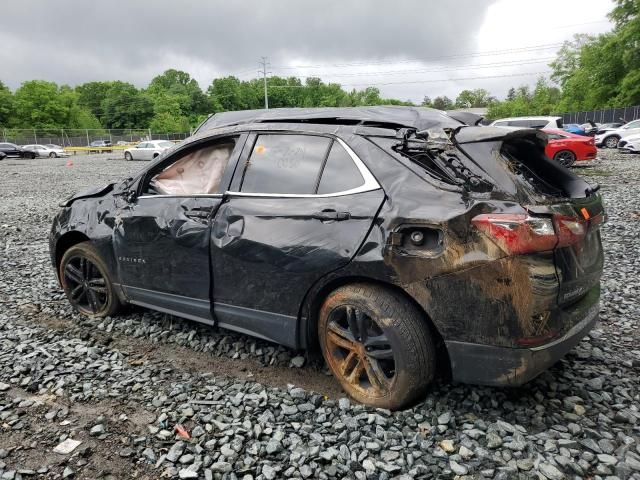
{"left": 581, "top": 207, "right": 590, "bottom": 220}
{"left": 254, "top": 145, "right": 266, "bottom": 154}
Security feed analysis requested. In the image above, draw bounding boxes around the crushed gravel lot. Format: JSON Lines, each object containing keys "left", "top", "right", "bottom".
{"left": 0, "top": 151, "right": 639, "bottom": 479}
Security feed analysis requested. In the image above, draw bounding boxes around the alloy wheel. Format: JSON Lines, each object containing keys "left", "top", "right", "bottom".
{"left": 555, "top": 150, "right": 576, "bottom": 167}
{"left": 605, "top": 136, "right": 619, "bottom": 148}
{"left": 63, "top": 255, "right": 109, "bottom": 315}
{"left": 324, "top": 305, "right": 396, "bottom": 397}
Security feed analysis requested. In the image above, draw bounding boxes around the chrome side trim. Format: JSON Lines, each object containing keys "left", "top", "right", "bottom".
{"left": 226, "top": 137, "right": 381, "bottom": 198}
{"left": 137, "top": 194, "right": 224, "bottom": 199}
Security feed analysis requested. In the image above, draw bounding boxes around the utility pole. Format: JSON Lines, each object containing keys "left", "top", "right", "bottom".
{"left": 258, "top": 56, "right": 271, "bottom": 110}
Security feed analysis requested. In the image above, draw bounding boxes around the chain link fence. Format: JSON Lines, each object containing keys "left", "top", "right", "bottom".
{"left": 559, "top": 105, "right": 640, "bottom": 125}
{"left": 0, "top": 128, "right": 191, "bottom": 147}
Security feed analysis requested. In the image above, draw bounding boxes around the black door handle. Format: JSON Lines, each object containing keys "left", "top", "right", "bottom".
{"left": 311, "top": 210, "right": 351, "bottom": 221}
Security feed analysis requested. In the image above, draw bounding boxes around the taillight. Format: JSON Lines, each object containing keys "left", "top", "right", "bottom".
{"left": 555, "top": 215, "right": 586, "bottom": 247}
{"left": 472, "top": 213, "right": 587, "bottom": 254}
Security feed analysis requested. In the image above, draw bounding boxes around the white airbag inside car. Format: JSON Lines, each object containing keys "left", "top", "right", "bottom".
{"left": 151, "top": 144, "right": 233, "bottom": 195}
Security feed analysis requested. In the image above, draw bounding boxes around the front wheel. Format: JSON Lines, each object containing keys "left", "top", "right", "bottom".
{"left": 318, "top": 284, "right": 435, "bottom": 410}
{"left": 124, "top": 151, "right": 133, "bottom": 161}
{"left": 60, "top": 242, "right": 122, "bottom": 318}
{"left": 49, "top": 152, "right": 57, "bottom": 158}
{"left": 604, "top": 135, "right": 620, "bottom": 149}
{"left": 554, "top": 149, "right": 576, "bottom": 167}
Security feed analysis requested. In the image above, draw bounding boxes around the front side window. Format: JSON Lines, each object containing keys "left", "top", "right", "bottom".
{"left": 147, "top": 138, "right": 237, "bottom": 195}
{"left": 240, "top": 134, "right": 331, "bottom": 194}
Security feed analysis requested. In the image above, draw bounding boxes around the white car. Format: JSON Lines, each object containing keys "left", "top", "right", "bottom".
{"left": 617, "top": 133, "right": 640, "bottom": 154}
{"left": 595, "top": 119, "right": 640, "bottom": 148}
{"left": 489, "top": 116, "right": 563, "bottom": 129}
{"left": 22, "top": 144, "right": 69, "bottom": 158}
{"left": 124, "top": 140, "right": 176, "bottom": 161}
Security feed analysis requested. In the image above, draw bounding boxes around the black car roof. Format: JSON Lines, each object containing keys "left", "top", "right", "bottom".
{"left": 198, "top": 106, "right": 464, "bottom": 132}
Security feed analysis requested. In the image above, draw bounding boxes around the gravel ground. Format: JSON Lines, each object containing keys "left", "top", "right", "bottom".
{"left": 0, "top": 151, "right": 639, "bottom": 480}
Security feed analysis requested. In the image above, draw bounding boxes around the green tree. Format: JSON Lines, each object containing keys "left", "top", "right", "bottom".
{"left": 101, "top": 82, "right": 153, "bottom": 129}
{"left": 0, "top": 81, "right": 14, "bottom": 127}
{"left": 75, "top": 81, "right": 113, "bottom": 120}
{"left": 454, "top": 89, "right": 496, "bottom": 108}
{"left": 431, "top": 96, "right": 454, "bottom": 110}
{"left": 147, "top": 69, "right": 210, "bottom": 119}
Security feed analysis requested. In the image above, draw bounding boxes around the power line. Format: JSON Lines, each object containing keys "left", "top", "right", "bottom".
{"left": 267, "top": 71, "right": 553, "bottom": 88}
{"left": 270, "top": 43, "right": 565, "bottom": 70}
{"left": 300, "top": 57, "right": 556, "bottom": 78}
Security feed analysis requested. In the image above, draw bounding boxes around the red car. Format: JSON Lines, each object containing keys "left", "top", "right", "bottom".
{"left": 543, "top": 128, "right": 597, "bottom": 167}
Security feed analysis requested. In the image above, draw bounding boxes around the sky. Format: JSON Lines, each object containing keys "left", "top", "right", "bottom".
{"left": 0, "top": 0, "right": 615, "bottom": 103}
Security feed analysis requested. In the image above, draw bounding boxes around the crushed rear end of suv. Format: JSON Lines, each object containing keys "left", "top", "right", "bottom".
{"left": 49, "top": 107, "right": 604, "bottom": 409}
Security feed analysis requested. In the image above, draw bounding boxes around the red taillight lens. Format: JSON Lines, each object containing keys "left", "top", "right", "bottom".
{"left": 555, "top": 215, "right": 586, "bottom": 247}
{"left": 471, "top": 214, "right": 557, "bottom": 254}
{"left": 472, "top": 213, "right": 588, "bottom": 254}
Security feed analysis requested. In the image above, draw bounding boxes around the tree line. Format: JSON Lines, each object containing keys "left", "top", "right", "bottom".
{"left": 0, "top": 0, "right": 637, "bottom": 131}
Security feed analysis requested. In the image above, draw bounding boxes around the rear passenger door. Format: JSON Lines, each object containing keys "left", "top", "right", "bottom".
{"left": 210, "top": 132, "right": 385, "bottom": 347}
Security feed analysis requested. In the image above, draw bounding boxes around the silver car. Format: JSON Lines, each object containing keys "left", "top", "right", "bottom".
{"left": 22, "top": 144, "right": 69, "bottom": 158}
{"left": 124, "top": 140, "right": 176, "bottom": 161}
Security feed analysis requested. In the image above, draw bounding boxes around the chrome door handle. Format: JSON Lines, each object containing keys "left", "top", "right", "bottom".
{"left": 311, "top": 210, "right": 351, "bottom": 221}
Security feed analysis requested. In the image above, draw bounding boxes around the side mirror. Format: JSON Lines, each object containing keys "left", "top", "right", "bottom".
{"left": 126, "top": 190, "right": 137, "bottom": 203}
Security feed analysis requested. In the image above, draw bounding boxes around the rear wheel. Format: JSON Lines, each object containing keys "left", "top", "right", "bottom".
{"left": 60, "top": 242, "right": 122, "bottom": 318}
{"left": 604, "top": 135, "right": 620, "bottom": 148}
{"left": 554, "top": 149, "right": 576, "bottom": 167}
{"left": 318, "top": 284, "right": 435, "bottom": 410}
{"left": 124, "top": 151, "right": 133, "bottom": 161}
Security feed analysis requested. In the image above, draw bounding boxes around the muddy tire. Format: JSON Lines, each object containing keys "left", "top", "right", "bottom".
{"left": 60, "top": 241, "right": 122, "bottom": 318}
{"left": 553, "top": 149, "right": 576, "bottom": 167}
{"left": 318, "top": 283, "right": 435, "bottom": 410}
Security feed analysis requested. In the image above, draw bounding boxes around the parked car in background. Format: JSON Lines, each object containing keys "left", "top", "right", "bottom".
{"left": 563, "top": 124, "right": 588, "bottom": 136}
{"left": 124, "top": 140, "right": 175, "bottom": 161}
{"left": 595, "top": 119, "right": 640, "bottom": 148}
{"left": 50, "top": 107, "right": 605, "bottom": 409}
{"left": 0, "top": 142, "right": 38, "bottom": 159}
{"left": 88, "top": 140, "right": 113, "bottom": 153}
{"left": 22, "top": 144, "right": 69, "bottom": 158}
{"left": 595, "top": 122, "right": 624, "bottom": 134}
{"left": 543, "top": 129, "right": 597, "bottom": 166}
{"left": 617, "top": 133, "right": 640, "bottom": 154}
{"left": 490, "top": 116, "right": 563, "bottom": 129}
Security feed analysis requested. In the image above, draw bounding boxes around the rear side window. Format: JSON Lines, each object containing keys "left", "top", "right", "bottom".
{"left": 317, "top": 142, "right": 364, "bottom": 194}
{"left": 241, "top": 134, "right": 331, "bottom": 194}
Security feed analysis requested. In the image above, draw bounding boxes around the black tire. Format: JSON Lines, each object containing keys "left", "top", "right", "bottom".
{"left": 553, "top": 149, "right": 576, "bottom": 167}
{"left": 153, "top": 153, "right": 159, "bottom": 159}
{"left": 124, "top": 152, "right": 133, "bottom": 161}
{"left": 318, "top": 283, "right": 435, "bottom": 410}
{"left": 49, "top": 152, "right": 57, "bottom": 158}
{"left": 604, "top": 135, "right": 620, "bottom": 149}
{"left": 59, "top": 241, "right": 122, "bottom": 318}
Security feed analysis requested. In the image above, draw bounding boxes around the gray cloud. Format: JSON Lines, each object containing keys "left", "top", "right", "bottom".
{"left": 1, "top": 0, "right": 495, "bottom": 97}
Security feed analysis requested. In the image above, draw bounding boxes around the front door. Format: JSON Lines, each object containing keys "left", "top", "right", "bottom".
{"left": 113, "top": 133, "right": 245, "bottom": 322}
{"left": 210, "top": 132, "right": 384, "bottom": 346}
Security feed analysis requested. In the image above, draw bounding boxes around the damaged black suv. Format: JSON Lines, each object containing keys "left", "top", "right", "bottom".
{"left": 49, "top": 107, "right": 604, "bottom": 410}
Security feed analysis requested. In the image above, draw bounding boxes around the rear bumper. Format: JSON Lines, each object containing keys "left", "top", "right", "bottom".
{"left": 446, "top": 298, "right": 599, "bottom": 386}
